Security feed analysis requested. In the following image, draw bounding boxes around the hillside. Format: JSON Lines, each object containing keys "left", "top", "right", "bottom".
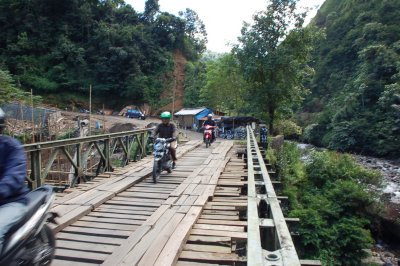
{"left": 301, "top": 0, "right": 400, "bottom": 157}
{"left": 0, "top": 0, "right": 206, "bottom": 112}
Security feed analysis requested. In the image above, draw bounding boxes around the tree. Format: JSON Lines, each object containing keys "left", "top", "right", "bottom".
{"left": 183, "top": 61, "right": 207, "bottom": 107}
{"left": 199, "top": 54, "right": 249, "bottom": 115}
{"left": 179, "top": 8, "right": 207, "bottom": 59}
{"left": 234, "top": 0, "right": 315, "bottom": 133}
{"left": 143, "top": 0, "right": 159, "bottom": 23}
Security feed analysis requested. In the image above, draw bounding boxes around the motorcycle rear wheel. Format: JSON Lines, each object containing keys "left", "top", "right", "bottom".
{"left": 152, "top": 160, "right": 161, "bottom": 183}
{"left": 205, "top": 139, "right": 210, "bottom": 148}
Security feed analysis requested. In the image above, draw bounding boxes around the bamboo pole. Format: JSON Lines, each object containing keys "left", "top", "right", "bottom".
{"left": 31, "top": 89, "right": 35, "bottom": 143}
{"left": 89, "top": 84, "right": 92, "bottom": 136}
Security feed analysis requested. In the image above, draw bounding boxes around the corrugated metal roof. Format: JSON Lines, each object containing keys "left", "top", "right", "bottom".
{"left": 174, "top": 107, "right": 206, "bottom": 116}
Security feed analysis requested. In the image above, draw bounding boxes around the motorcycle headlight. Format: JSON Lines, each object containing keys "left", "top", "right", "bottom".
{"left": 154, "top": 142, "right": 164, "bottom": 151}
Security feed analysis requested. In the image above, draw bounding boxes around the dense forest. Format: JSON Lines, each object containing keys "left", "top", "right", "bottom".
{"left": 0, "top": 0, "right": 206, "bottom": 109}
{"left": 301, "top": 0, "right": 400, "bottom": 157}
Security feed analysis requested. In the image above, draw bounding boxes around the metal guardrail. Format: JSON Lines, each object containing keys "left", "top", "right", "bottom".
{"left": 246, "top": 125, "right": 300, "bottom": 265}
{"left": 24, "top": 128, "right": 152, "bottom": 189}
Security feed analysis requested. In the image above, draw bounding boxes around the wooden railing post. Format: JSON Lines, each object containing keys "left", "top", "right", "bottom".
{"left": 104, "top": 137, "right": 111, "bottom": 172}
{"left": 30, "top": 148, "right": 42, "bottom": 189}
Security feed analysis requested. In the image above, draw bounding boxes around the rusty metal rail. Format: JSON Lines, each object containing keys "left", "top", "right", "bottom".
{"left": 23, "top": 129, "right": 151, "bottom": 189}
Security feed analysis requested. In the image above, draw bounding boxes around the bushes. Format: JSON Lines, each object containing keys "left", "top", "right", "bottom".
{"left": 274, "top": 120, "right": 302, "bottom": 139}
{"left": 306, "top": 151, "right": 381, "bottom": 186}
{"left": 275, "top": 144, "right": 381, "bottom": 265}
{"left": 302, "top": 123, "right": 325, "bottom": 146}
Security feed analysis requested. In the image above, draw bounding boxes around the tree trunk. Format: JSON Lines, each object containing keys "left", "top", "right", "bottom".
{"left": 268, "top": 105, "right": 274, "bottom": 135}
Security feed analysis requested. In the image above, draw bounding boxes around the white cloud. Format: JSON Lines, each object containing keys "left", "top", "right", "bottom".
{"left": 125, "top": 0, "right": 325, "bottom": 53}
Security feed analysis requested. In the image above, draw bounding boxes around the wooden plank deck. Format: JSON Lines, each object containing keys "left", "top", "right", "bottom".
{"left": 49, "top": 135, "right": 303, "bottom": 266}
{"left": 51, "top": 139, "right": 239, "bottom": 265}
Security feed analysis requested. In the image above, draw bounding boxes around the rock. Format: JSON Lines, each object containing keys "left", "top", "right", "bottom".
{"left": 108, "top": 123, "right": 136, "bottom": 133}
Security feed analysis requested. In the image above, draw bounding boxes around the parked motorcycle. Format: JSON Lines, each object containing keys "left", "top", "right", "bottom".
{"left": 0, "top": 185, "right": 57, "bottom": 266}
{"left": 203, "top": 125, "right": 216, "bottom": 148}
{"left": 152, "top": 137, "right": 175, "bottom": 183}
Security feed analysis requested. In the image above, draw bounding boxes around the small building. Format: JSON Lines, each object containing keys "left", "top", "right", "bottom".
{"left": 174, "top": 107, "right": 213, "bottom": 129}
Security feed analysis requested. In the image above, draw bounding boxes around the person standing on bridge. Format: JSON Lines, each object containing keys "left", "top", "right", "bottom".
{"left": 153, "top": 111, "right": 178, "bottom": 168}
{"left": 0, "top": 107, "right": 29, "bottom": 252}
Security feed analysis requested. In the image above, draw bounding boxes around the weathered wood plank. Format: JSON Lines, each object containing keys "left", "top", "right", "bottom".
{"left": 154, "top": 206, "right": 203, "bottom": 266}
{"left": 56, "top": 232, "right": 125, "bottom": 245}
{"left": 190, "top": 229, "right": 247, "bottom": 240}
{"left": 101, "top": 225, "right": 151, "bottom": 266}
{"left": 193, "top": 224, "right": 244, "bottom": 232}
{"left": 138, "top": 213, "right": 185, "bottom": 266}
{"left": 56, "top": 240, "right": 116, "bottom": 253}
{"left": 179, "top": 250, "right": 245, "bottom": 262}
{"left": 118, "top": 209, "right": 176, "bottom": 265}
{"left": 184, "top": 243, "right": 232, "bottom": 254}
{"left": 62, "top": 225, "right": 132, "bottom": 237}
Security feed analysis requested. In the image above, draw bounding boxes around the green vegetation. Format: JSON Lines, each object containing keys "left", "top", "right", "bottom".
{"left": 301, "top": 0, "right": 400, "bottom": 157}
{"left": 234, "top": 0, "right": 321, "bottom": 133}
{"left": 199, "top": 54, "right": 250, "bottom": 115}
{"left": 0, "top": 68, "right": 41, "bottom": 104}
{"left": 0, "top": 0, "right": 206, "bottom": 110}
{"left": 275, "top": 142, "right": 381, "bottom": 265}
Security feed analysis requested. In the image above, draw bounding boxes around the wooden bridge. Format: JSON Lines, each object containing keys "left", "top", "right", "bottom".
{"left": 23, "top": 127, "right": 321, "bottom": 266}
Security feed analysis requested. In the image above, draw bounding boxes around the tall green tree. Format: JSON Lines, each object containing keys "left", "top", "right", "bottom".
{"left": 234, "top": 0, "right": 316, "bottom": 133}
{"left": 199, "top": 54, "right": 249, "bottom": 115}
{"left": 179, "top": 8, "right": 207, "bottom": 60}
{"left": 183, "top": 61, "right": 207, "bottom": 108}
{"left": 143, "top": 0, "right": 159, "bottom": 23}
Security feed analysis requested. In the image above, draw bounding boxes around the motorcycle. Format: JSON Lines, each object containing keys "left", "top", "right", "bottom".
{"left": 0, "top": 185, "right": 57, "bottom": 266}
{"left": 152, "top": 137, "right": 175, "bottom": 183}
{"left": 203, "top": 125, "right": 216, "bottom": 148}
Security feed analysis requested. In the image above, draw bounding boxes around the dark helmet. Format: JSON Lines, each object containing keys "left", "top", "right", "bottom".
{"left": 0, "top": 107, "right": 5, "bottom": 129}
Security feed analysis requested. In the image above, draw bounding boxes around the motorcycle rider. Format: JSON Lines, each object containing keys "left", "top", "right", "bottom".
{"left": 202, "top": 114, "right": 217, "bottom": 142}
{"left": 0, "top": 107, "right": 29, "bottom": 252}
{"left": 153, "top": 111, "right": 177, "bottom": 168}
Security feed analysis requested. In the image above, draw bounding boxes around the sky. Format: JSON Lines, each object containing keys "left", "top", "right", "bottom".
{"left": 125, "top": 0, "right": 326, "bottom": 53}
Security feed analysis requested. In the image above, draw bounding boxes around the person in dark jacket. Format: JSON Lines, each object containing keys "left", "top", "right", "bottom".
{"left": 0, "top": 108, "right": 29, "bottom": 204}
{"left": 202, "top": 114, "right": 217, "bottom": 142}
{"left": 0, "top": 107, "right": 29, "bottom": 252}
{"left": 153, "top": 111, "right": 177, "bottom": 168}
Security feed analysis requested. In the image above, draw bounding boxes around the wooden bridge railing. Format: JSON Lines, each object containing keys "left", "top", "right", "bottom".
{"left": 24, "top": 128, "right": 152, "bottom": 189}
{"left": 246, "top": 125, "right": 301, "bottom": 265}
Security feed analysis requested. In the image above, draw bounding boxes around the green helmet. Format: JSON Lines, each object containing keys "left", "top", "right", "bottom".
{"left": 160, "top": 111, "right": 171, "bottom": 119}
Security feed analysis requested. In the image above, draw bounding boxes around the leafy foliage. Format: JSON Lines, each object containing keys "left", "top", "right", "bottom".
{"left": 199, "top": 54, "right": 249, "bottom": 115}
{"left": 234, "top": 0, "right": 320, "bottom": 133}
{"left": 0, "top": 68, "right": 41, "bottom": 104}
{"left": 302, "top": 0, "right": 400, "bottom": 157}
{"left": 276, "top": 144, "right": 381, "bottom": 265}
{"left": 274, "top": 120, "right": 302, "bottom": 139}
